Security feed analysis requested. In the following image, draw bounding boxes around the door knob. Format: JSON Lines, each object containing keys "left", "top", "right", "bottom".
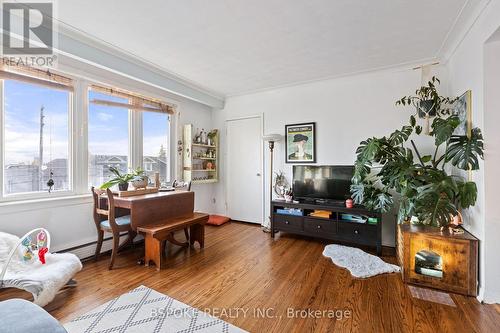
{"left": 285, "top": 221, "right": 289, "bottom": 224}
{"left": 317, "top": 225, "right": 321, "bottom": 229}
{"left": 354, "top": 230, "right": 359, "bottom": 234}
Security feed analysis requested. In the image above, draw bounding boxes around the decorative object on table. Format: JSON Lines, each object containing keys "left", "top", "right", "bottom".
{"left": 351, "top": 77, "right": 484, "bottom": 228}
{"left": 345, "top": 198, "right": 353, "bottom": 208}
{"left": 284, "top": 189, "right": 293, "bottom": 202}
{"left": 183, "top": 124, "right": 219, "bottom": 184}
{"left": 114, "top": 187, "right": 159, "bottom": 197}
{"left": 99, "top": 166, "right": 134, "bottom": 191}
{"left": 263, "top": 133, "right": 284, "bottom": 232}
{"left": 154, "top": 172, "right": 160, "bottom": 188}
{"left": 64, "top": 286, "right": 247, "bottom": 333}
{"left": 397, "top": 224, "right": 478, "bottom": 296}
{"left": 273, "top": 170, "right": 290, "bottom": 199}
{"left": 322, "top": 244, "right": 400, "bottom": 278}
{"left": 130, "top": 168, "right": 149, "bottom": 190}
{"left": 0, "top": 229, "right": 82, "bottom": 307}
{"left": 207, "top": 214, "right": 231, "bottom": 226}
{"left": 285, "top": 122, "right": 316, "bottom": 163}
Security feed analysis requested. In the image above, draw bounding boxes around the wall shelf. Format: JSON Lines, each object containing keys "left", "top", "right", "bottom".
{"left": 183, "top": 124, "right": 219, "bottom": 184}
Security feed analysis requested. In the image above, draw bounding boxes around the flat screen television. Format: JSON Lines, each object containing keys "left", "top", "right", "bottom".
{"left": 292, "top": 165, "right": 354, "bottom": 203}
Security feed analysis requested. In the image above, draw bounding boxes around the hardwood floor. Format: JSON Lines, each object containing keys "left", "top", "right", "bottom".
{"left": 50, "top": 222, "right": 499, "bottom": 333}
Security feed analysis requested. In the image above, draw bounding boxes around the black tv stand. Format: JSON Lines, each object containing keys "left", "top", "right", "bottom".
{"left": 271, "top": 200, "right": 382, "bottom": 255}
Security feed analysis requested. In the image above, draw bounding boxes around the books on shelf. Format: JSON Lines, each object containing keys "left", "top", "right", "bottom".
{"left": 276, "top": 208, "right": 303, "bottom": 216}
{"left": 308, "top": 210, "right": 332, "bottom": 218}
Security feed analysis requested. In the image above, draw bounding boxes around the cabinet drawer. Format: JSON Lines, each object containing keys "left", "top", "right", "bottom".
{"left": 338, "top": 223, "right": 377, "bottom": 245}
{"left": 274, "top": 214, "right": 303, "bottom": 232}
{"left": 304, "top": 218, "right": 337, "bottom": 234}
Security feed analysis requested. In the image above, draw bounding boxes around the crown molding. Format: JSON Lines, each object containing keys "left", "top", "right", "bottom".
{"left": 55, "top": 24, "right": 225, "bottom": 108}
{"left": 436, "top": 0, "right": 493, "bottom": 63}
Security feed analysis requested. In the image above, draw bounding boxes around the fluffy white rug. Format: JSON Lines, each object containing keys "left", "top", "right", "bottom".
{"left": 322, "top": 244, "right": 400, "bottom": 278}
{"left": 0, "top": 231, "right": 82, "bottom": 307}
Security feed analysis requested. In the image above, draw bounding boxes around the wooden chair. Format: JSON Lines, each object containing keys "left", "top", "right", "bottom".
{"left": 91, "top": 187, "right": 136, "bottom": 269}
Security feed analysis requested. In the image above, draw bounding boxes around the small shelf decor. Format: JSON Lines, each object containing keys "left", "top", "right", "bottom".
{"left": 183, "top": 124, "right": 219, "bottom": 184}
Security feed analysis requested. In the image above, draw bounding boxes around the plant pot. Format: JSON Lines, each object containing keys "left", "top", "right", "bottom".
{"left": 118, "top": 182, "right": 129, "bottom": 191}
{"left": 131, "top": 175, "right": 149, "bottom": 189}
{"left": 418, "top": 100, "right": 437, "bottom": 118}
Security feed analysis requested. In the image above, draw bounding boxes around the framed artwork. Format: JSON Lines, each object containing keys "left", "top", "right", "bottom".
{"left": 452, "top": 90, "right": 473, "bottom": 180}
{"left": 285, "top": 122, "right": 316, "bottom": 163}
{"left": 453, "top": 90, "right": 472, "bottom": 138}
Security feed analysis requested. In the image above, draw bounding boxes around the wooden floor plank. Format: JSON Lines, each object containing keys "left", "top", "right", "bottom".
{"left": 39, "top": 222, "right": 498, "bottom": 333}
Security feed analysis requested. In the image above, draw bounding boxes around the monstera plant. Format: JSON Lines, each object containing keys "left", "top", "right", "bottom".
{"left": 351, "top": 77, "right": 484, "bottom": 227}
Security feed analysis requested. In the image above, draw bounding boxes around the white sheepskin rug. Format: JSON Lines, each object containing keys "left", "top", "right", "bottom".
{"left": 322, "top": 244, "right": 400, "bottom": 278}
{"left": 0, "top": 231, "right": 82, "bottom": 307}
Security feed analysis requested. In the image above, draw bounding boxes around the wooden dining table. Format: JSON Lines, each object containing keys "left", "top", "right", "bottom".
{"left": 110, "top": 191, "right": 195, "bottom": 230}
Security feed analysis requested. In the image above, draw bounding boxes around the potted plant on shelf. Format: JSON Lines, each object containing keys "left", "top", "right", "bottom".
{"left": 350, "top": 77, "right": 484, "bottom": 228}
{"left": 99, "top": 167, "right": 135, "bottom": 191}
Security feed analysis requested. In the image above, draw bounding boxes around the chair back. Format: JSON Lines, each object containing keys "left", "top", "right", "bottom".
{"left": 91, "top": 187, "right": 117, "bottom": 230}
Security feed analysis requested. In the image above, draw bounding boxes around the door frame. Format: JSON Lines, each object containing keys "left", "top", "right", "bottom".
{"left": 224, "top": 114, "right": 264, "bottom": 224}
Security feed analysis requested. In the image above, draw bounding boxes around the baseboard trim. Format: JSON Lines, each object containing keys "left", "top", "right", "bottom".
{"left": 58, "top": 233, "right": 143, "bottom": 261}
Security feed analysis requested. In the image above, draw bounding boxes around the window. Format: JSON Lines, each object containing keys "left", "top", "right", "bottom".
{"left": 2, "top": 70, "right": 72, "bottom": 196}
{"left": 143, "top": 111, "right": 170, "bottom": 184}
{"left": 88, "top": 90, "right": 129, "bottom": 188}
{"left": 88, "top": 85, "right": 174, "bottom": 189}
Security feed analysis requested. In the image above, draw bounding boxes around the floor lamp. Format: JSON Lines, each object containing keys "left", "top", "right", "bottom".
{"left": 262, "top": 133, "right": 283, "bottom": 232}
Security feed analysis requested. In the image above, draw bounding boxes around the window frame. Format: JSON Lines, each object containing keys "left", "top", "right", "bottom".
{"left": 0, "top": 69, "right": 176, "bottom": 204}
{"left": 0, "top": 76, "right": 76, "bottom": 202}
{"left": 87, "top": 85, "right": 173, "bottom": 189}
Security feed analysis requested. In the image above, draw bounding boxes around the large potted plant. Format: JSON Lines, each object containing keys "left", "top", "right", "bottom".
{"left": 351, "top": 77, "right": 484, "bottom": 227}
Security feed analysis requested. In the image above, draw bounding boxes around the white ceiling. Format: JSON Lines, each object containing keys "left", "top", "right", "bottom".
{"left": 57, "top": 0, "right": 480, "bottom": 97}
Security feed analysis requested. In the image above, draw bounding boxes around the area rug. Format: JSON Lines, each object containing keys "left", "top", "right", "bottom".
{"left": 322, "top": 244, "right": 400, "bottom": 278}
{"left": 64, "top": 285, "right": 247, "bottom": 333}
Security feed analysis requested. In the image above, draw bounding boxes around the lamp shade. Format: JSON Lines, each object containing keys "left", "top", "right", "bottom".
{"left": 262, "top": 133, "right": 283, "bottom": 142}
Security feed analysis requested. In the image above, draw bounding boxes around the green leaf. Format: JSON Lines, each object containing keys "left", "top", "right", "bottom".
{"left": 446, "top": 128, "right": 484, "bottom": 170}
{"left": 415, "top": 125, "right": 422, "bottom": 135}
{"left": 374, "top": 192, "right": 393, "bottom": 212}
{"left": 431, "top": 115, "right": 460, "bottom": 146}
{"left": 421, "top": 155, "right": 432, "bottom": 163}
{"left": 457, "top": 181, "right": 477, "bottom": 208}
{"left": 410, "top": 115, "right": 416, "bottom": 127}
{"left": 350, "top": 183, "right": 365, "bottom": 204}
{"left": 389, "top": 125, "right": 413, "bottom": 146}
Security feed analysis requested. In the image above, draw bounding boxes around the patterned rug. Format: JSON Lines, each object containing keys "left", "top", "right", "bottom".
{"left": 64, "top": 286, "right": 247, "bottom": 333}
{"left": 322, "top": 244, "right": 400, "bottom": 278}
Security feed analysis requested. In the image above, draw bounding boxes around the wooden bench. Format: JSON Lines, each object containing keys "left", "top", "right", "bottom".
{"left": 137, "top": 212, "right": 209, "bottom": 270}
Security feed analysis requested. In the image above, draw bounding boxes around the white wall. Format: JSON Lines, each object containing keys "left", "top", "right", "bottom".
{"left": 445, "top": 0, "right": 500, "bottom": 303}
{"left": 0, "top": 58, "right": 216, "bottom": 256}
{"left": 213, "top": 66, "right": 446, "bottom": 247}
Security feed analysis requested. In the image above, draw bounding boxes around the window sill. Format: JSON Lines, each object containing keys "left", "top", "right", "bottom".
{"left": 0, "top": 194, "right": 93, "bottom": 214}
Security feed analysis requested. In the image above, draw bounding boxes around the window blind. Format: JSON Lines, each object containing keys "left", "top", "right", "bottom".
{"left": 0, "top": 59, "right": 73, "bottom": 91}
{"left": 90, "top": 84, "right": 175, "bottom": 114}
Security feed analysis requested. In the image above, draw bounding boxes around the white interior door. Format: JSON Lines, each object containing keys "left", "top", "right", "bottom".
{"left": 226, "top": 116, "right": 263, "bottom": 223}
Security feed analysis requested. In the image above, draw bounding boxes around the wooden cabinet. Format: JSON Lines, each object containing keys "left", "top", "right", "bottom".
{"left": 397, "top": 224, "right": 478, "bottom": 296}
{"left": 183, "top": 124, "right": 219, "bottom": 184}
{"left": 271, "top": 200, "right": 383, "bottom": 255}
